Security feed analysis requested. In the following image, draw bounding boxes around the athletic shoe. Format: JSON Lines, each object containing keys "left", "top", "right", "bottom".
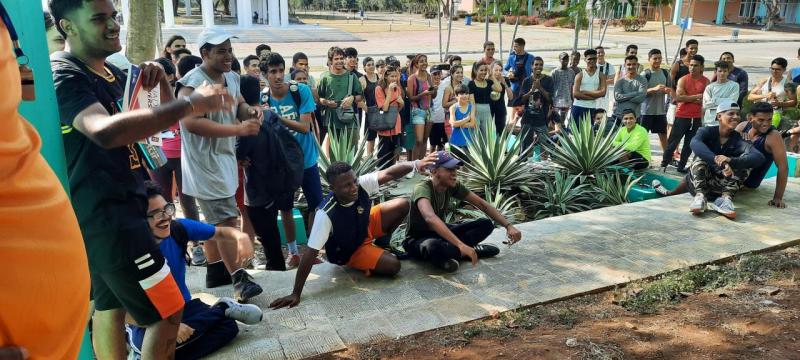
{"left": 214, "top": 297, "right": 263, "bottom": 325}
{"left": 474, "top": 244, "right": 500, "bottom": 259}
{"left": 651, "top": 180, "right": 669, "bottom": 196}
{"left": 405, "top": 172, "right": 414, "bottom": 179}
{"left": 232, "top": 270, "right": 263, "bottom": 303}
{"left": 709, "top": 196, "right": 736, "bottom": 219}
{"left": 689, "top": 193, "right": 706, "bottom": 215}
{"left": 190, "top": 245, "right": 207, "bottom": 266}
{"left": 206, "top": 261, "right": 232, "bottom": 288}
{"left": 252, "top": 244, "right": 267, "bottom": 270}
{"left": 437, "top": 259, "right": 459, "bottom": 273}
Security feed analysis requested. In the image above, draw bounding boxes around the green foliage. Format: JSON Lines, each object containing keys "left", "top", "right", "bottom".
{"left": 457, "top": 186, "right": 526, "bottom": 225}
{"left": 456, "top": 121, "right": 536, "bottom": 196}
{"left": 532, "top": 171, "right": 596, "bottom": 219}
{"left": 548, "top": 117, "right": 627, "bottom": 176}
{"left": 316, "top": 129, "right": 380, "bottom": 191}
{"left": 592, "top": 171, "right": 643, "bottom": 206}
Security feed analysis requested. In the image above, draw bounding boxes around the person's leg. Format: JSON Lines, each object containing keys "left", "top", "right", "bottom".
{"left": 629, "top": 151, "right": 649, "bottom": 170}
{"left": 174, "top": 157, "right": 199, "bottom": 221}
{"left": 494, "top": 104, "right": 506, "bottom": 135}
{"left": 139, "top": 310, "right": 182, "bottom": 360}
{"left": 679, "top": 119, "right": 700, "bottom": 170}
{"left": 246, "top": 205, "right": 286, "bottom": 271}
{"left": 411, "top": 108, "right": 427, "bottom": 161}
{"left": 378, "top": 197, "right": 410, "bottom": 235}
{"left": 687, "top": 157, "right": 710, "bottom": 196}
{"left": 447, "top": 218, "right": 495, "bottom": 247}
{"left": 423, "top": 119, "right": 433, "bottom": 155}
{"left": 366, "top": 129, "right": 377, "bottom": 156}
{"left": 404, "top": 236, "right": 461, "bottom": 265}
{"left": 662, "top": 118, "right": 688, "bottom": 168}
{"left": 173, "top": 299, "right": 239, "bottom": 360}
{"left": 301, "top": 165, "right": 324, "bottom": 232}
{"left": 93, "top": 308, "right": 127, "bottom": 359}
{"left": 570, "top": 105, "right": 585, "bottom": 130}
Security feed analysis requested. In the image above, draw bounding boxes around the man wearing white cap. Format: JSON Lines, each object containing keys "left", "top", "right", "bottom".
{"left": 176, "top": 27, "right": 264, "bottom": 302}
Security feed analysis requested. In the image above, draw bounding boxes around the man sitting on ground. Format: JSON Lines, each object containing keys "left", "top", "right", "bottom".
{"left": 127, "top": 181, "right": 262, "bottom": 359}
{"left": 269, "top": 155, "right": 438, "bottom": 308}
{"left": 612, "top": 109, "right": 651, "bottom": 170}
{"left": 654, "top": 102, "right": 788, "bottom": 209}
{"left": 404, "top": 151, "right": 522, "bottom": 272}
{"left": 654, "top": 101, "right": 764, "bottom": 219}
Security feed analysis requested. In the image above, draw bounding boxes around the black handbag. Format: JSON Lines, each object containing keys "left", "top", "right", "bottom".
{"left": 366, "top": 105, "right": 399, "bottom": 131}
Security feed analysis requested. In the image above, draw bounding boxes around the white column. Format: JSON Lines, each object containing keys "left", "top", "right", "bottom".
{"left": 121, "top": 0, "right": 130, "bottom": 27}
{"left": 201, "top": 0, "right": 214, "bottom": 26}
{"left": 279, "top": 0, "right": 289, "bottom": 27}
{"left": 268, "top": 0, "right": 280, "bottom": 27}
{"left": 163, "top": 0, "right": 175, "bottom": 26}
{"left": 185, "top": 0, "right": 192, "bottom": 16}
{"left": 238, "top": 0, "right": 252, "bottom": 27}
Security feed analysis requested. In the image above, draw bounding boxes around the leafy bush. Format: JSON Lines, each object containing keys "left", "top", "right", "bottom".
{"left": 542, "top": 18, "right": 558, "bottom": 27}
{"left": 593, "top": 171, "right": 643, "bottom": 206}
{"left": 457, "top": 186, "right": 526, "bottom": 225}
{"left": 526, "top": 16, "right": 539, "bottom": 25}
{"left": 531, "top": 171, "right": 596, "bottom": 219}
{"left": 548, "top": 117, "right": 627, "bottom": 176}
{"left": 555, "top": 16, "right": 572, "bottom": 28}
{"left": 541, "top": 10, "right": 568, "bottom": 19}
{"left": 316, "top": 129, "right": 381, "bottom": 191}
{"left": 620, "top": 16, "right": 646, "bottom": 32}
{"left": 518, "top": 16, "right": 529, "bottom": 25}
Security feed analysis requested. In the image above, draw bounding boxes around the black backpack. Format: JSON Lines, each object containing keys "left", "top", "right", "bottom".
{"left": 260, "top": 81, "right": 302, "bottom": 110}
{"left": 237, "top": 110, "right": 304, "bottom": 196}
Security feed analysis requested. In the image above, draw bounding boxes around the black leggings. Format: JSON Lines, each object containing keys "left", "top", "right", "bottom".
{"left": 245, "top": 204, "right": 286, "bottom": 271}
{"left": 151, "top": 157, "right": 199, "bottom": 220}
{"left": 662, "top": 117, "right": 701, "bottom": 169}
{"left": 377, "top": 135, "right": 399, "bottom": 170}
{"left": 404, "top": 219, "right": 494, "bottom": 265}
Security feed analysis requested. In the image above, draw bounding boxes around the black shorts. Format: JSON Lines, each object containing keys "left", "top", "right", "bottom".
{"left": 429, "top": 123, "right": 448, "bottom": 147}
{"left": 640, "top": 114, "right": 668, "bottom": 134}
{"left": 275, "top": 192, "right": 295, "bottom": 212}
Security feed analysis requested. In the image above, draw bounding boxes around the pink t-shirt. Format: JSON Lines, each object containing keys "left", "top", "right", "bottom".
{"left": 161, "top": 124, "right": 181, "bottom": 158}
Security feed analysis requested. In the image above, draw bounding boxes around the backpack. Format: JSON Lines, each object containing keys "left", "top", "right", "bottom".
{"left": 238, "top": 110, "right": 304, "bottom": 196}
{"left": 644, "top": 68, "right": 670, "bottom": 83}
{"left": 260, "top": 81, "right": 302, "bottom": 110}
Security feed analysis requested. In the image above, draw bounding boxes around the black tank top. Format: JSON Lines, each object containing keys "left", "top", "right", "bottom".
{"left": 363, "top": 75, "right": 379, "bottom": 107}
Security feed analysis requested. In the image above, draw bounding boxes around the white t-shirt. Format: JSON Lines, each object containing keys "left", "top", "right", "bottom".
{"left": 432, "top": 82, "right": 447, "bottom": 124}
{"left": 598, "top": 61, "right": 616, "bottom": 111}
{"left": 307, "top": 172, "right": 380, "bottom": 251}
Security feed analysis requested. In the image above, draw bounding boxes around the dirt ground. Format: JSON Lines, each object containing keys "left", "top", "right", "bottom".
{"left": 312, "top": 248, "right": 800, "bottom": 360}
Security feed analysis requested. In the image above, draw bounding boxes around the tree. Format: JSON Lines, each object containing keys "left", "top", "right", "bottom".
{"left": 761, "top": 0, "right": 782, "bottom": 31}
{"left": 651, "top": 0, "right": 672, "bottom": 63}
{"left": 126, "top": 0, "right": 159, "bottom": 64}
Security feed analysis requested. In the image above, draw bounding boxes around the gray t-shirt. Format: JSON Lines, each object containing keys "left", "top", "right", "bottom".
{"left": 613, "top": 75, "right": 647, "bottom": 118}
{"left": 551, "top": 67, "right": 575, "bottom": 109}
{"left": 640, "top": 68, "right": 672, "bottom": 116}
{"left": 177, "top": 67, "right": 241, "bottom": 200}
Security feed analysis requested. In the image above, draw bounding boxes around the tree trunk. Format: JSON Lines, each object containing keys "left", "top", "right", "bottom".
{"left": 598, "top": 6, "right": 610, "bottom": 46}
{"left": 438, "top": 2, "right": 443, "bottom": 61}
{"left": 445, "top": 0, "right": 454, "bottom": 58}
{"left": 126, "top": 0, "right": 159, "bottom": 65}
{"left": 511, "top": 15, "right": 520, "bottom": 49}
{"left": 498, "top": 0, "right": 503, "bottom": 63}
{"left": 587, "top": 2, "right": 594, "bottom": 48}
{"left": 484, "top": 0, "right": 490, "bottom": 43}
{"left": 572, "top": 8, "right": 580, "bottom": 53}
{"left": 674, "top": 0, "right": 694, "bottom": 62}
{"left": 659, "top": 4, "right": 668, "bottom": 63}
{"left": 763, "top": 0, "right": 780, "bottom": 31}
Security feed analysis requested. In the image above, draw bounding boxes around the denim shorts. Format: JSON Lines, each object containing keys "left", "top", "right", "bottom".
{"left": 411, "top": 107, "right": 431, "bottom": 125}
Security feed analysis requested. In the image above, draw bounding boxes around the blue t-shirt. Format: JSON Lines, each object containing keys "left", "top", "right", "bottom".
{"left": 263, "top": 83, "right": 318, "bottom": 169}
{"left": 790, "top": 67, "right": 800, "bottom": 84}
{"left": 160, "top": 218, "right": 216, "bottom": 302}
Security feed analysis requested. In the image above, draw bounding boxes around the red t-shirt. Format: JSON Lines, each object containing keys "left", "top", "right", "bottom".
{"left": 675, "top": 74, "right": 709, "bottom": 119}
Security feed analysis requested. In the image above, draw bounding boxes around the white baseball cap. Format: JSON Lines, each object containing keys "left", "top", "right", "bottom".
{"left": 716, "top": 100, "right": 740, "bottom": 114}
{"left": 197, "top": 28, "right": 238, "bottom": 49}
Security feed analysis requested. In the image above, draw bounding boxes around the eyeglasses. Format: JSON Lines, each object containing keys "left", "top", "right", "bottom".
{"left": 147, "top": 203, "right": 176, "bottom": 220}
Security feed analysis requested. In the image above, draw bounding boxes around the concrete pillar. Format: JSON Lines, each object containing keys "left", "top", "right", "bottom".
{"left": 163, "top": 0, "right": 175, "bottom": 26}
{"left": 185, "top": 0, "right": 192, "bottom": 16}
{"left": 201, "top": 0, "right": 214, "bottom": 26}
{"left": 527, "top": 0, "right": 533, "bottom": 16}
{"left": 121, "top": 0, "right": 130, "bottom": 27}
{"left": 547, "top": 0, "right": 552, "bottom": 11}
{"left": 268, "top": 0, "right": 280, "bottom": 26}
{"left": 672, "top": 0, "right": 683, "bottom": 25}
{"left": 279, "top": 0, "right": 289, "bottom": 27}
{"left": 715, "top": 0, "right": 726, "bottom": 24}
{"left": 238, "top": 0, "right": 252, "bottom": 26}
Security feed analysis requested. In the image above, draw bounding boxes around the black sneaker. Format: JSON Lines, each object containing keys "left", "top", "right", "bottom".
{"left": 206, "top": 261, "right": 232, "bottom": 288}
{"left": 437, "top": 259, "right": 459, "bottom": 273}
{"left": 474, "top": 244, "right": 500, "bottom": 259}
{"left": 232, "top": 270, "right": 263, "bottom": 303}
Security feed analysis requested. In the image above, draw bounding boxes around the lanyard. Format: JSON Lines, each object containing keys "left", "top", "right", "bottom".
{"left": 0, "top": 0, "right": 27, "bottom": 65}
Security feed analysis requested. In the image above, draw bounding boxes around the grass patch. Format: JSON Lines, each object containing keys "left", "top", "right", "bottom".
{"left": 617, "top": 253, "right": 799, "bottom": 314}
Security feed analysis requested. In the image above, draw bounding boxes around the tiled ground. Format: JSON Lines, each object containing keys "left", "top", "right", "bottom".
{"left": 186, "top": 176, "right": 800, "bottom": 360}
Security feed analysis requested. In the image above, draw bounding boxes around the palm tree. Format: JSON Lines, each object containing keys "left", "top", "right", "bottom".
{"left": 126, "top": 0, "right": 159, "bottom": 64}
{"left": 761, "top": 0, "right": 782, "bottom": 31}
{"left": 650, "top": 0, "right": 672, "bottom": 63}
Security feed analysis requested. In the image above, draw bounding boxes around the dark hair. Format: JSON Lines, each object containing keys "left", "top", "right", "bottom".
{"left": 327, "top": 46, "right": 344, "bottom": 61}
{"left": 154, "top": 57, "right": 175, "bottom": 76}
{"left": 691, "top": 54, "right": 705, "bottom": 66}
{"left": 173, "top": 48, "right": 192, "bottom": 59}
{"left": 410, "top": 54, "right": 427, "bottom": 73}
{"left": 594, "top": 46, "right": 604, "bottom": 50}
{"left": 44, "top": 11, "right": 56, "bottom": 30}
{"left": 162, "top": 35, "right": 186, "bottom": 58}
{"left": 648, "top": 49, "right": 662, "bottom": 58}
{"left": 199, "top": 43, "right": 214, "bottom": 58}
{"left": 290, "top": 69, "right": 307, "bottom": 80}
{"left": 448, "top": 55, "right": 462, "bottom": 65}
{"left": 679, "top": 48, "right": 688, "bottom": 57}
{"left": 772, "top": 57, "right": 788, "bottom": 70}
{"left": 513, "top": 38, "right": 525, "bottom": 47}
{"left": 686, "top": 39, "right": 699, "bottom": 47}
{"left": 243, "top": 55, "right": 260, "bottom": 68}
{"left": 379, "top": 65, "right": 399, "bottom": 89}
{"left": 533, "top": 56, "right": 544, "bottom": 64}
{"left": 621, "top": 108, "right": 636, "bottom": 117}
{"left": 471, "top": 60, "right": 489, "bottom": 80}
{"left": 483, "top": 41, "right": 495, "bottom": 50}
{"left": 325, "top": 162, "right": 353, "bottom": 183}
{"left": 259, "top": 52, "right": 286, "bottom": 73}
{"left": 144, "top": 180, "right": 163, "bottom": 198}
{"left": 596, "top": 108, "right": 607, "bottom": 115}
{"left": 720, "top": 51, "right": 734, "bottom": 61}
{"left": 240, "top": 75, "right": 261, "bottom": 106}
{"left": 49, "top": 0, "right": 87, "bottom": 37}
{"left": 624, "top": 55, "right": 638, "bottom": 63}
{"left": 714, "top": 60, "right": 730, "bottom": 71}
{"left": 454, "top": 83, "right": 469, "bottom": 95}
{"left": 749, "top": 101, "right": 774, "bottom": 116}
{"left": 255, "top": 44, "right": 271, "bottom": 55}
{"left": 625, "top": 44, "right": 638, "bottom": 54}
{"left": 583, "top": 49, "right": 597, "bottom": 57}
{"left": 231, "top": 57, "right": 241, "bottom": 73}
{"left": 343, "top": 47, "right": 358, "bottom": 58}
{"left": 375, "top": 59, "right": 386, "bottom": 67}
{"left": 292, "top": 52, "right": 308, "bottom": 65}
{"left": 362, "top": 56, "right": 374, "bottom": 67}
{"left": 449, "top": 64, "right": 464, "bottom": 78}
{"left": 177, "top": 55, "right": 202, "bottom": 78}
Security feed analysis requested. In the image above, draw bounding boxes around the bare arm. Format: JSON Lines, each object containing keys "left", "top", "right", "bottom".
{"left": 673, "top": 77, "right": 701, "bottom": 103}
{"left": 280, "top": 112, "right": 313, "bottom": 134}
{"left": 178, "top": 86, "right": 259, "bottom": 137}
{"left": 747, "top": 79, "right": 768, "bottom": 102}
{"left": 449, "top": 104, "right": 470, "bottom": 127}
{"left": 417, "top": 197, "right": 468, "bottom": 249}
{"left": 572, "top": 72, "right": 591, "bottom": 100}
{"left": 766, "top": 132, "right": 789, "bottom": 207}
{"left": 268, "top": 248, "right": 320, "bottom": 308}
{"left": 442, "top": 87, "right": 457, "bottom": 109}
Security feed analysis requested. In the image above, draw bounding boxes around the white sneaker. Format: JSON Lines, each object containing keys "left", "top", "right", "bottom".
{"left": 405, "top": 172, "right": 414, "bottom": 179}
{"left": 709, "top": 196, "right": 736, "bottom": 219}
{"left": 689, "top": 193, "right": 706, "bottom": 215}
{"left": 214, "top": 297, "right": 263, "bottom": 325}
{"left": 651, "top": 180, "right": 669, "bottom": 196}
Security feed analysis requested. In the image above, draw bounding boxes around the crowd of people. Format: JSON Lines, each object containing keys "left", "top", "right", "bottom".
{"left": 4, "top": 0, "right": 800, "bottom": 358}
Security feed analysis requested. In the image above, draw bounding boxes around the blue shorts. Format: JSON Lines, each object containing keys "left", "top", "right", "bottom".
{"left": 411, "top": 107, "right": 431, "bottom": 125}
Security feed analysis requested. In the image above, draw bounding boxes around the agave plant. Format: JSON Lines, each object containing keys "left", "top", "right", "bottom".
{"left": 456, "top": 186, "right": 527, "bottom": 224}
{"left": 548, "top": 115, "right": 628, "bottom": 176}
{"left": 532, "top": 171, "right": 597, "bottom": 219}
{"left": 456, "top": 120, "right": 536, "bottom": 196}
{"left": 316, "top": 129, "right": 381, "bottom": 191}
{"left": 592, "top": 171, "right": 643, "bottom": 206}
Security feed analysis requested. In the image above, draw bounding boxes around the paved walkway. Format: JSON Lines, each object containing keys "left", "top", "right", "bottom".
{"left": 185, "top": 176, "right": 800, "bottom": 359}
